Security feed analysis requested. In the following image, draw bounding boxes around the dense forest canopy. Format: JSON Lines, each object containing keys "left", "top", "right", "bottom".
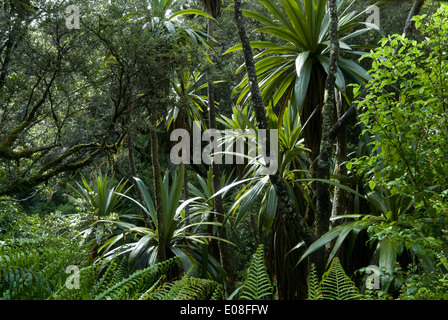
{"left": 1, "top": 0, "right": 448, "bottom": 302}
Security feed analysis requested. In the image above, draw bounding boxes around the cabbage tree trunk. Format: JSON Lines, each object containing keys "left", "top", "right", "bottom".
{"left": 202, "top": 1, "right": 234, "bottom": 293}
{"left": 233, "top": 0, "right": 316, "bottom": 254}
{"left": 150, "top": 128, "right": 166, "bottom": 262}
{"left": 314, "top": 0, "right": 339, "bottom": 277}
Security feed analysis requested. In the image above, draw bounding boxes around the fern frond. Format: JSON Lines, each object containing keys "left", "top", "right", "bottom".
{"left": 0, "top": 239, "right": 85, "bottom": 299}
{"left": 49, "top": 263, "right": 99, "bottom": 300}
{"left": 211, "top": 285, "right": 225, "bottom": 300}
{"left": 92, "top": 260, "right": 119, "bottom": 296}
{"left": 320, "top": 258, "right": 360, "bottom": 300}
{"left": 138, "top": 275, "right": 166, "bottom": 300}
{"left": 239, "top": 244, "right": 273, "bottom": 300}
{"left": 307, "top": 263, "right": 323, "bottom": 300}
{"left": 94, "top": 257, "right": 178, "bottom": 300}
{"left": 149, "top": 277, "right": 222, "bottom": 300}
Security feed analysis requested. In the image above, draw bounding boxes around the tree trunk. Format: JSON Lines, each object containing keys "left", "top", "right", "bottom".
{"left": 127, "top": 111, "right": 152, "bottom": 228}
{"left": 394, "top": 0, "right": 426, "bottom": 55}
{"left": 205, "top": 15, "right": 234, "bottom": 293}
{"left": 302, "top": 64, "right": 326, "bottom": 228}
{"left": 233, "top": 0, "right": 316, "bottom": 252}
{"left": 150, "top": 128, "right": 166, "bottom": 262}
{"left": 183, "top": 163, "right": 190, "bottom": 225}
{"left": 314, "top": 0, "right": 339, "bottom": 277}
{"left": 331, "top": 91, "right": 348, "bottom": 226}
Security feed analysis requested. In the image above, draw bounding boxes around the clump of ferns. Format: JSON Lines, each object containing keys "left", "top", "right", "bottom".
{"left": 0, "top": 238, "right": 86, "bottom": 300}
{"left": 308, "top": 257, "right": 362, "bottom": 300}
{"left": 227, "top": 244, "right": 274, "bottom": 300}
{"left": 143, "top": 263, "right": 225, "bottom": 300}
{"left": 50, "top": 256, "right": 180, "bottom": 300}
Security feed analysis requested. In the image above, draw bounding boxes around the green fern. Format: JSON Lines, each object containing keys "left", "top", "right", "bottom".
{"left": 0, "top": 238, "right": 85, "bottom": 300}
{"left": 49, "top": 256, "right": 179, "bottom": 300}
{"left": 93, "top": 257, "right": 178, "bottom": 300}
{"left": 91, "top": 259, "right": 120, "bottom": 296}
{"left": 307, "top": 263, "right": 322, "bottom": 300}
{"left": 149, "top": 277, "right": 223, "bottom": 300}
{"left": 239, "top": 244, "right": 274, "bottom": 300}
{"left": 210, "top": 285, "right": 225, "bottom": 300}
{"left": 138, "top": 275, "right": 166, "bottom": 300}
{"left": 148, "top": 265, "right": 224, "bottom": 300}
{"left": 308, "top": 257, "right": 361, "bottom": 300}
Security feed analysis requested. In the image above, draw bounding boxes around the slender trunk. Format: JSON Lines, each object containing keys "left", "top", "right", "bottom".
{"left": 233, "top": 0, "right": 315, "bottom": 249}
{"left": 206, "top": 18, "right": 234, "bottom": 293}
{"left": 0, "top": 34, "right": 15, "bottom": 92}
{"left": 179, "top": 115, "right": 190, "bottom": 224}
{"left": 302, "top": 64, "right": 326, "bottom": 227}
{"left": 127, "top": 111, "right": 151, "bottom": 228}
{"left": 150, "top": 128, "right": 166, "bottom": 262}
{"left": 234, "top": 2, "right": 321, "bottom": 298}
{"left": 183, "top": 163, "right": 190, "bottom": 225}
{"left": 314, "top": 0, "right": 339, "bottom": 277}
{"left": 394, "top": 0, "right": 426, "bottom": 55}
{"left": 331, "top": 92, "right": 348, "bottom": 226}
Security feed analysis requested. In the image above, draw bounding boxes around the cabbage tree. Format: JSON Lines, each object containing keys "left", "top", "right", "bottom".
{"left": 96, "top": 167, "right": 230, "bottom": 280}
{"left": 226, "top": 0, "right": 378, "bottom": 166}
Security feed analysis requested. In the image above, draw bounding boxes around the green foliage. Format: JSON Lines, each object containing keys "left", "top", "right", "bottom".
{"left": 93, "top": 257, "right": 178, "bottom": 300}
{"left": 218, "top": 104, "right": 311, "bottom": 299}
{"left": 307, "top": 264, "right": 323, "bottom": 300}
{"left": 2, "top": 0, "right": 448, "bottom": 302}
{"left": 218, "top": 104, "right": 310, "bottom": 234}
{"left": 351, "top": 6, "right": 448, "bottom": 292}
{"left": 297, "top": 188, "right": 414, "bottom": 290}
{"left": 0, "top": 199, "right": 24, "bottom": 239}
{"left": 148, "top": 276, "right": 224, "bottom": 300}
{"left": 308, "top": 258, "right": 361, "bottom": 300}
{"left": 299, "top": 7, "right": 448, "bottom": 297}
{"left": 123, "top": 0, "right": 215, "bottom": 52}
{"left": 167, "top": 69, "right": 208, "bottom": 131}
{"left": 97, "top": 167, "right": 227, "bottom": 279}
{"left": 396, "top": 263, "right": 448, "bottom": 300}
{"left": 226, "top": 0, "right": 375, "bottom": 110}
{"left": 67, "top": 172, "right": 130, "bottom": 217}
{"left": 238, "top": 244, "right": 274, "bottom": 300}
{"left": 1, "top": 233, "right": 256, "bottom": 301}
{"left": 0, "top": 238, "right": 86, "bottom": 299}
{"left": 354, "top": 8, "right": 448, "bottom": 213}
{"left": 0, "top": 206, "right": 91, "bottom": 300}
{"left": 50, "top": 256, "right": 179, "bottom": 300}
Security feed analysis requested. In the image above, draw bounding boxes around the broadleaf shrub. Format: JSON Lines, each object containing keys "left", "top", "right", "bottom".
{"left": 349, "top": 6, "right": 448, "bottom": 297}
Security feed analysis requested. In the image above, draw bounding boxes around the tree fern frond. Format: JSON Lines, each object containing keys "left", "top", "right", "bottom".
{"left": 307, "top": 263, "right": 323, "bottom": 300}
{"left": 138, "top": 275, "right": 166, "bottom": 300}
{"left": 92, "top": 260, "right": 119, "bottom": 296}
{"left": 94, "top": 257, "right": 178, "bottom": 300}
{"left": 149, "top": 277, "right": 222, "bottom": 300}
{"left": 239, "top": 244, "right": 273, "bottom": 300}
{"left": 0, "top": 239, "right": 85, "bottom": 300}
{"left": 319, "top": 257, "right": 360, "bottom": 300}
{"left": 211, "top": 286, "right": 225, "bottom": 300}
